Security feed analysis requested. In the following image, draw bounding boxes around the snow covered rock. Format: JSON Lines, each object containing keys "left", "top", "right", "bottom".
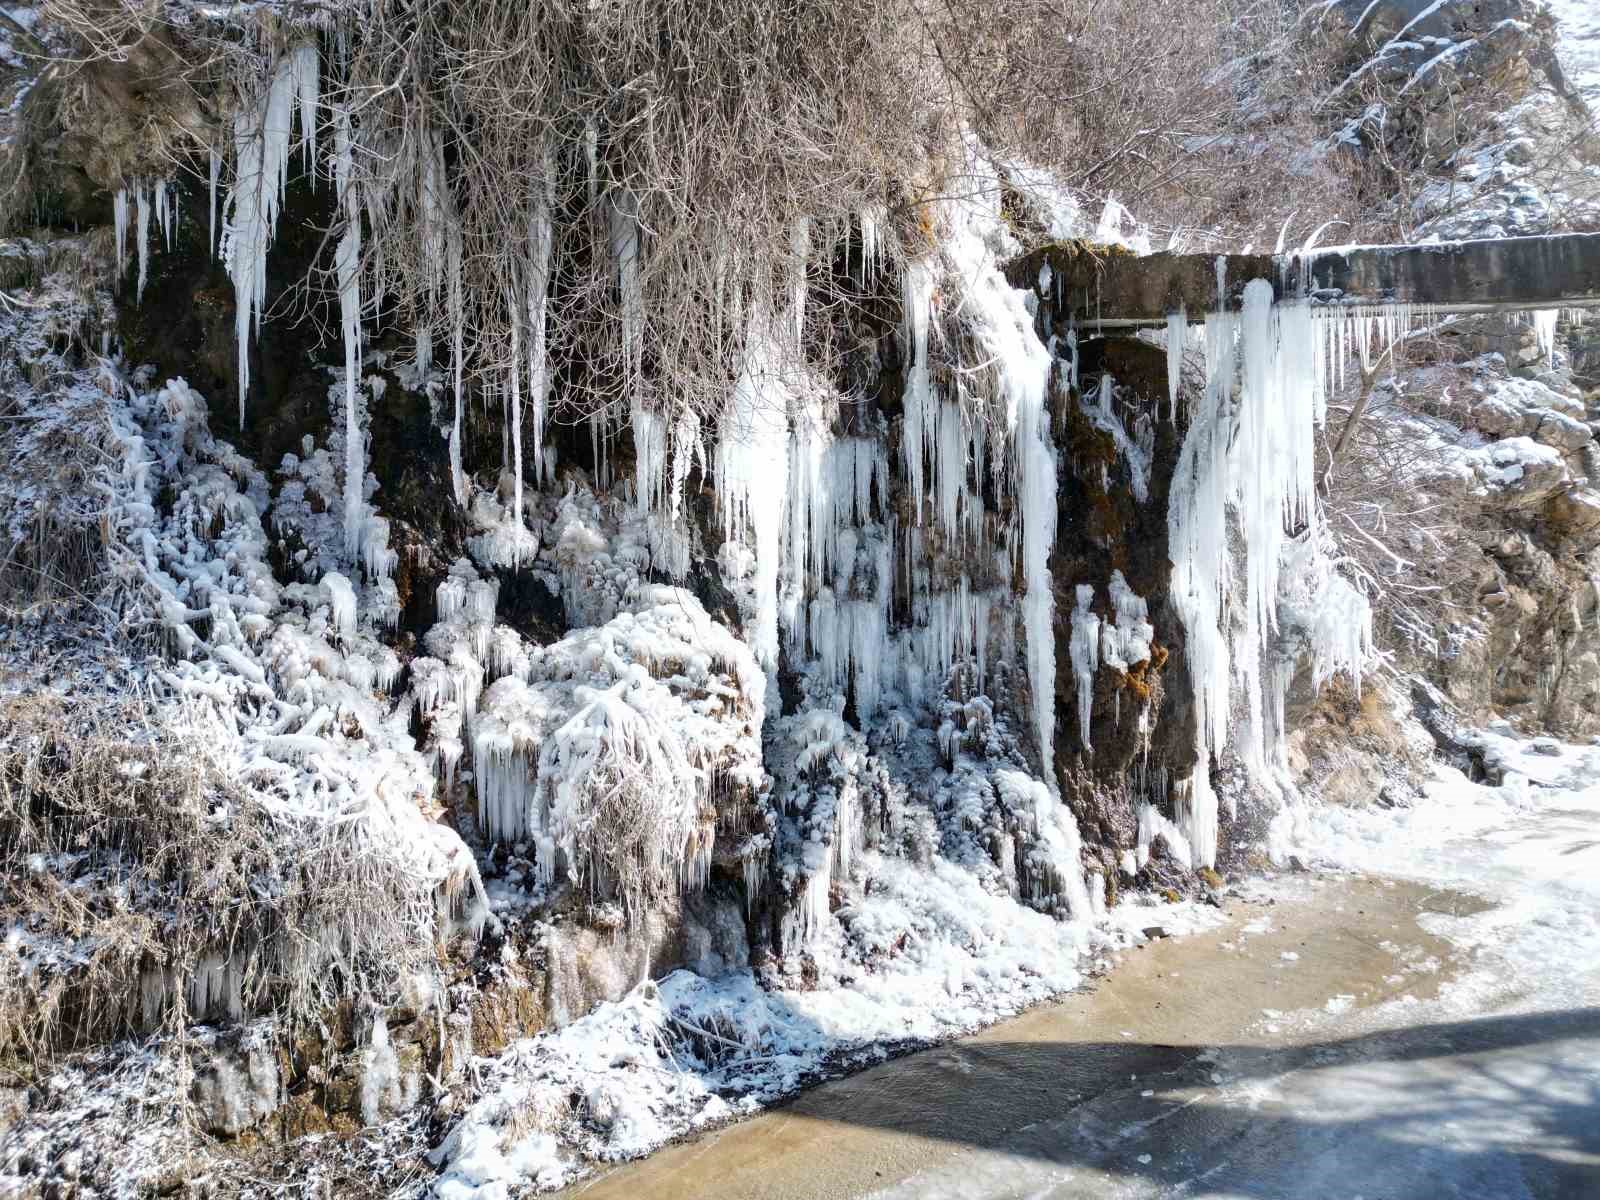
{"left": 189, "top": 1026, "right": 282, "bottom": 1138}
{"left": 1472, "top": 436, "right": 1571, "bottom": 506}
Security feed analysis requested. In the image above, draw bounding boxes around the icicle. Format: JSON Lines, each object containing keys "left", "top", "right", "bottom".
{"left": 716, "top": 307, "right": 790, "bottom": 674}
{"left": 294, "top": 42, "right": 319, "bottom": 172}
{"left": 1017, "top": 386, "right": 1058, "bottom": 775}
{"left": 333, "top": 106, "right": 364, "bottom": 559}
{"left": 901, "top": 261, "right": 935, "bottom": 522}
{"left": 1531, "top": 309, "right": 1558, "bottom": 369}
{"left": 412, "top": 133, "right": 448, "bottom": 383}
{"left": 324, "top": 571, "right": 357, "bottom": 639}
{"left": 1069, "top": 585, "right": 1100, "bottom": 750}
{"left": 208, "top": 147, "right": 220, "bottom": 258}
{"left": 222, "top": 47, "right": 304, "bottom": 427}
{"left": 152, "top": 181, "right": 168, "bottom": 253}
{"left": 527, "top": 148, "right": 554, "bottom": 491}
{"left": 136, "top": 183, "right": 151, "bottom": 303}
{"left": 508, "top": 298, "right": 524, "bottom": 531}
{"left": 415, "top": 325, "right": 432, "bottom": 381}
{"left": 791, "top": 217, "right": 810, "bottom": 349}
{"left": 1166, "top": 309, "right": 1236, "bottom": 859}
{"left": 859, "top": 206, "right": 885, "bottom": 287}
{"left": 448, "top": 222, "right": 467, "bottom": 506}
{"left": 1166, "top": 307, "right": 1185, "bottom": 421}
{"left": 114, "top": 188, "right": 130, "bottom": 278}
{"left": 611, "top": 190, "right": 654, "bottom": 510}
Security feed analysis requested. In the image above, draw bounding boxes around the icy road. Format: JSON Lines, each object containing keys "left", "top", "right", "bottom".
{"left": 570, "top": 740, "right": 1600, "bottom": 1199}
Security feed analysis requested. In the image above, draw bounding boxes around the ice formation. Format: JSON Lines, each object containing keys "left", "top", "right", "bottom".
{"left": 333, "top": 106, "right": 363, "bottom": 559}
{"left": 1082, "top": 373, "right": 1153, "bottom": 504}
{"left": 900, "top": 164, "right": 1058, "bottom": 774}
{"left": 466, "top": 583, "right": 764, "bottom": 898}
{"left": 222, "top": 42, "right": 319, "bottom": 427}
{"left": 1531, "top": 309, "right": 1558, "bottom": 369}
{"left": 1161, "top": 282, "right": 1383, "bottom": 865}
{"left": 1101, "top": 570, "right": 1154, "bottom": 674}
{"left": 82, "top": 369, "right": 490, "bottom": 1025}
{"left": 1166, "top": 307, "right": 1186, "bottom": 420}
{"left": 1069, "top": 586, "right": 1100, "bottom": 751}
{"left": 112, "top": 179, "right": 176, "bottom": 302}
{"left": 715, "top": 309, "right": 792, "bottom": 675}
{"left": 525, "top": 153, "right": 555, "bottom": 497}
{"left": 208, "top": 146, "right": 221, "bottom": 256}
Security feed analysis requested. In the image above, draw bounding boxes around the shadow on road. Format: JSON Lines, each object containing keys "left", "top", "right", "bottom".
{"left": 770, "top": 1006, "right": 1600, "bottom": 1198}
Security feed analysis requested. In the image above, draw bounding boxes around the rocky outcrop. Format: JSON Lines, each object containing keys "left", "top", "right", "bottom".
{"left": 1295, "top": 2, "right": 1600, "bottom": 739}
{"left": 1360, "top": 344, "right": 1600, "bottom": 735}
{"left": 1320, "top": 0, "right": 1600, "bottom": 240}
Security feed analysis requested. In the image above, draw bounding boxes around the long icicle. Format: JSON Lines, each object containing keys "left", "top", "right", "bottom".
{"left": 334, "top": 105, "right": 364, "bottom": 559}
{"left": 527, "top": 146, "right": 553, "bottom": 490}
{"left": 208, "top": 147, "right": 220, "bottom": 258}
{"left": 223, "top": 47, "right": 302, "bottom": 427}
{"left": 507, "top": 285, "right": 524, "bottom": 532}
{"left": 448, "top": 222, "right": 467, "bottom": 507}
{"left": 135, "top": 182, "right": 151, "bottom": 303}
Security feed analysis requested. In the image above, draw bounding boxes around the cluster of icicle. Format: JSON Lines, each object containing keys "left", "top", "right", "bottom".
{"left": 702, "top": 162, "right": 1079, "bottom": 947}
{"left": 897, "top": 197, "right": 1059, "bottom": 775}
{"left": 699, "top": 171, "right": 1058, "bottom": 782}
{"left": 1067, "top": 569, "right": 1156, "bottom": 754}
{"left": 129, "top": 42, "right": 1055, "bottom": 797}
{"left": 1161, "top": 269, "right": 1392, "bottom": 868}
{"left": 127, "top": 44, "right": 474, "bottom": 582}
{"left": 113, "top": 179, "right": 179, "bottom": 305}
{"left": 451, "top": 569, "right": 765, "bottom": 899}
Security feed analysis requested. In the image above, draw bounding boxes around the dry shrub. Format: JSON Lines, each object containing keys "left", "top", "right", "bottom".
{"left": 0, "top": 269, "right": 121, "bottom": 617}
{"left": 0, "top": 689, "right": 449, "bottom": 1069}
{"left": 16, "top": 0, "right": 1374, "bottom": 446}
{"left": 1317, "top": 351, "right": 1497, "bottom": 662}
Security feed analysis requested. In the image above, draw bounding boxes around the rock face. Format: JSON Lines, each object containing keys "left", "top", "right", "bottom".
{"left": 1320, "top": 0, "right": 1600, "bottom": 242}
{"left": 1267, "top": 1, "right": 1600, "bottom": 740}
{"left": 1342, "top": 341, "right": 1600, "bottom": 737}
{"left": 189, "top": 1027, "right": 283, "bottom": 1138}
{"left": 1045, "top": 336, "right": 1186, "bottom": 861}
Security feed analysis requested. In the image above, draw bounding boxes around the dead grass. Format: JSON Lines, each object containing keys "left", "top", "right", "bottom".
{"left": 0, "top": 688, "right": 453, "bottom": 1075}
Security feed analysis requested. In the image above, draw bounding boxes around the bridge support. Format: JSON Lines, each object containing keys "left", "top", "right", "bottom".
{"left": 1005, "top": 233, "right": 1600, "bottom": 327}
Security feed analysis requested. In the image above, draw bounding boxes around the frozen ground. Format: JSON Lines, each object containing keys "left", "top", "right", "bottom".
{"left": 556, "top": 731, "right": 1600, "bottom": 1199}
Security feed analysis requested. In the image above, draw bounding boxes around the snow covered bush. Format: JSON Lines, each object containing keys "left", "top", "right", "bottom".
{"left": 466, "top": 583, "right": 768, "bottom": 919}
{"left": 0, "top": 260, "right": 489, "bottom": 1068}
{"left": 0, "top": 689, "right": 449, "bottom": 1059}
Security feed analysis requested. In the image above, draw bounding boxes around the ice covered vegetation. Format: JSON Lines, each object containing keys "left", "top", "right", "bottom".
{"left": 1, "top": 0, "right": 1598, "bottom": 1195}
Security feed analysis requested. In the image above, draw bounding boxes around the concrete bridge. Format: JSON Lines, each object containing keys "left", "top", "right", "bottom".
{"left": 1006, "top": 232, "right": 1600, "bottom": 327}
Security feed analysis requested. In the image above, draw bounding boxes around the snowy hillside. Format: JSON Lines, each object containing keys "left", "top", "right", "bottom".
{"left": 0, "top": 0, "right": 1597, "bottom": 1196}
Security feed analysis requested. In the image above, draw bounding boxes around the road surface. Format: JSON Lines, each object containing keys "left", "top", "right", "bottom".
{"left": 569, "top": 770, "right": 1600, "bottom": 1199}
